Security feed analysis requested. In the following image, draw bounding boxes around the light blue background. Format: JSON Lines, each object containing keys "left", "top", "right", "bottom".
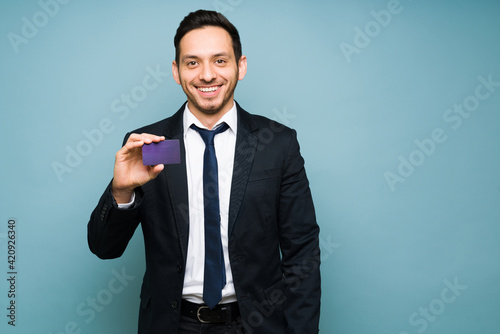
{"left": 1, "top": 0, "right": 499, "bottom": 333}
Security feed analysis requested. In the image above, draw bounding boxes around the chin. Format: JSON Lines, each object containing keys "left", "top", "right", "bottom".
{"left": 195, "top": 99, "right": 226, "bottom": 115}
{"left": 199, "top": 106, "right": 223, "bottom": 115}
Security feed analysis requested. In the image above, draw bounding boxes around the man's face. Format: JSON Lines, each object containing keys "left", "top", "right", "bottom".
{"left": 172, "top": 26, "right": 247, "bottom": 118}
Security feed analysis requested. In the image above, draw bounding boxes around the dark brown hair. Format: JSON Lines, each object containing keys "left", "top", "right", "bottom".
{"left": 174, "top": 10, "right": 242, "bottom": 64}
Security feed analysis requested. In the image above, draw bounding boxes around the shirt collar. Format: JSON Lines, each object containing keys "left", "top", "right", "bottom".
{"left": 183, "top": 101, "right": 238, "bottom": 136}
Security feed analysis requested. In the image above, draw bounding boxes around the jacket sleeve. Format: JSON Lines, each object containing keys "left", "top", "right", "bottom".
{"left": 278, "top": 130, "right": 321, "bottom": 333}
{"left": 87, "top": 181, "right": 144, "bottom": 259}
{"left": 87, "top": 132, "right": 144, "bottom": 259}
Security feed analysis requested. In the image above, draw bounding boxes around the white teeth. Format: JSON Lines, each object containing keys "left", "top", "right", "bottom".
{"left": 198, "top": 86, "right": 219, "bottom": 92}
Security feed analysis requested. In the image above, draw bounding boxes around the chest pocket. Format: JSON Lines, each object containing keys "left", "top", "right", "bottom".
{"left": 248, "top": 168, "right": 281, "bottom": 182}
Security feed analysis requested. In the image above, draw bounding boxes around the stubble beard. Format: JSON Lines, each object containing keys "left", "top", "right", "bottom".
{"left": 186, "top": 84, "right": 237, "bottom": 116}
{"left": 181, "top": 68, "right": 239, "bottom": 116}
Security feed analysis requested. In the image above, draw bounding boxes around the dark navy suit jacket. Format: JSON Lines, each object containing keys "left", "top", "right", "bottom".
{"left": 88, "top": 102, "right": 321, "bottom": 333}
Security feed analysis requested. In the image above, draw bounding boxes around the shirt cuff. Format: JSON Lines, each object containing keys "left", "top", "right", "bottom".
{"left": 117, "top": 192, "right": 136, "bottom": 209}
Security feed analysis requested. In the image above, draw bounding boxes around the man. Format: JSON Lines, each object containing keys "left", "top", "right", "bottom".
{"left": 88, "top": 9, "right": 320, "bottom": 334}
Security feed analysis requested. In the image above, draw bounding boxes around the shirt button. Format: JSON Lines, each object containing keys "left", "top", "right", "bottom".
{"left": 172, "top": 301, "right": 178, "bottom": 309}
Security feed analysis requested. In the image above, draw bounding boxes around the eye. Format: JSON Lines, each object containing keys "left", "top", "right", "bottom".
{"left": 187, "top": 61, "right": 198, "bottom": 67}
{"left": 215, "top": 59, "right": 226, "bottom": 64}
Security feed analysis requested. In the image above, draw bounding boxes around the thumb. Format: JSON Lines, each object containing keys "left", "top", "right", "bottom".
{"left": 149, "top": 164, "right": 165, "bottom": 179}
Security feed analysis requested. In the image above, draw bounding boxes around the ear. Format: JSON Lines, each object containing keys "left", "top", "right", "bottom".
{"left": 237, "top": 55, "right": 247, "bottom": 81}
{"left": 172, "top": 60, "right": 181, "bottom": 85}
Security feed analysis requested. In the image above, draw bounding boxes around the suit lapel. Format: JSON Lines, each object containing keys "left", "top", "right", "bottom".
{"left": 228, "top": 103, "right": 258, "bottom": 238}
{"left": 162, "top": 104, "right": 190, "bottom": 260}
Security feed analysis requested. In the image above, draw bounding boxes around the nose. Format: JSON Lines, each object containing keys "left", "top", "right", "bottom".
{"left": 199, "top": 63, "right": 216, "bottom": 82}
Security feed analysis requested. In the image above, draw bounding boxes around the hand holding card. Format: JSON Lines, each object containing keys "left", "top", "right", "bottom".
{"left": 142, "top": 139, "right": 181, "bottom": 165}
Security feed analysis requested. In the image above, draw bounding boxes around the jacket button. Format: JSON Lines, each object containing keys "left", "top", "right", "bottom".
{"left": 177, "top": 265, "right": 182, "bottom": 273}
{"left": 171, "top": 301, "right": 178, "bottom": 309}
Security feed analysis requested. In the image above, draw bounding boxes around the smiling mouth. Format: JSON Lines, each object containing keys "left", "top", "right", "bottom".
{"left": 197, "top": 85, "right": 221, "bottom": 93}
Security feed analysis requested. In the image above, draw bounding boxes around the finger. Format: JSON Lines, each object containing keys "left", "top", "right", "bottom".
{"left": 120, "top": 133, "right": 166, "bottom": 158}
{"left": 140, "top": 133, "right": 165, "bottom": 144}
{"left": 153, "top": 164, "right": 165, "bottom": 172}
{"left": 149, "top": 164, "right": 165, "bottom": 179}
{"left": 127, "top": 133, "right": 146, "bottom": 142}
{"left": 127, "top": 133, "right": 164, "bottom": 144}
{"left": 122, "top": 139, "right": 145, "bottom": 152}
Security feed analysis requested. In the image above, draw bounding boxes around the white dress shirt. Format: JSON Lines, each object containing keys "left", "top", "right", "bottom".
{"left": 182, "top": 102, "right": 237, "bottom": 304}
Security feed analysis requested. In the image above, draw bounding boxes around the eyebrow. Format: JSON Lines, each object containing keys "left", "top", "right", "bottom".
{"left": 182, "top": 54, "right": 199, "bottom": 61}
{"left": 212, "top": 52, "right": 230, "bottom": 58}
{"left": 181, "top": 52, "right": 231, "bottom": 62}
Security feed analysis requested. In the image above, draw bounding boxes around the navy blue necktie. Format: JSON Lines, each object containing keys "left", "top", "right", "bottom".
{"left": 190, "top": 122, "right": 229, "bottom": 309}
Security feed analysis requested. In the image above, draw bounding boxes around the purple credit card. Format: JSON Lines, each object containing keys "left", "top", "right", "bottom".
{"left": 142, "top": 139, "right": 181, "bottom": 165}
